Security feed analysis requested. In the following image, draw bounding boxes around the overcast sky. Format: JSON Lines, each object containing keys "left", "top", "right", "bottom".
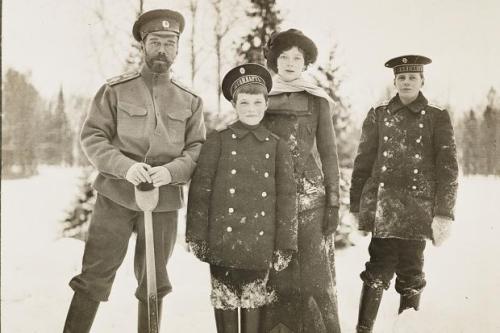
{"left": 3, "top": 0, "right": 500, "bottom": 117}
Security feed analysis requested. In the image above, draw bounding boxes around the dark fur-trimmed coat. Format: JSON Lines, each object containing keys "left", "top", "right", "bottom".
{"left": 186, "top": 121, "right": 297, "bottom": 271}
{"left": 350, "top": 92, "right": 458, "bottom": 240}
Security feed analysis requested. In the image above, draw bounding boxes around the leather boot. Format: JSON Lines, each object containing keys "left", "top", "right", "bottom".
{"left": 138, "top": 299, "right": 163, "bottom": 333}
{"left": 63, "top": 292, "right": 100, "bottom": 333}
{"left": 241, "top": 308, "right": 260, "bottom": 333}
{"left": 356, "top": 284, "right": 384, "bottom": 333}
{"left": 398, "top": 293, "right": 421, "bottom": 314}
{"left": 213, "top": 308, "right": 238, "bottom": 333}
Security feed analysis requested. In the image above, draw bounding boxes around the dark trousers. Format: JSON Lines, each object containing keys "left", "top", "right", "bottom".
{"left": 69, "top": 194, "right": 178, "bottom": 302}
{"left": 360, "top": 237, "right": 426, "bottom": 296}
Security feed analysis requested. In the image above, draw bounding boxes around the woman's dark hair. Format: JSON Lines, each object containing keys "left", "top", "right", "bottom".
{"left": 264, "top": 29, "right": 318, "bottom": 73}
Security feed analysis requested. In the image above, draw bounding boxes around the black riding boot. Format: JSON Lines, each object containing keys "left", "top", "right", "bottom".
{"left": 398, "top": 293, "right": 421, "bottom": 314}
{"left": 241, "top": 308, "right": 260, "bottom": 333}
{"left": 214, "top": 308, "right": 238, "bottom": 333}
{"left": 138, "top": 299, "right": 163, "bottom": 333}
{"left": 356, "top": 284, "right": 384, "bottom": 333}
{"left": 63, "top": 292, "right": 100, "bottom": 333}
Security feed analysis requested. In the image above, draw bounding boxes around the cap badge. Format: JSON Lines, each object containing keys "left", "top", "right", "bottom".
{"left": 162, "top": 20, "right": 170, "bottom": 28}
{"left": 402, "top": 58, "right": 408, "bottom": 63}
{"left": 240, "top": 67, "right": 245, "bottom": 74}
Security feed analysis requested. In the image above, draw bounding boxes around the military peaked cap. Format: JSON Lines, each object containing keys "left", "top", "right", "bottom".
{"left": 222, "top": 63, "right": 273, "bottom": 101}
{"left": 132, "top": 9, "right": 185, "bottom": 41}
{"left": 385, "top": 55, "right": 432, "bottom": 74}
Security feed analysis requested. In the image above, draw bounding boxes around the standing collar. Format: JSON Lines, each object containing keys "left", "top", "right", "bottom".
{"left": 228, "top": 121, "right": 270, "bottom": 142}
{"left": 388, "top": 92, "right": 428, "bottom": 114}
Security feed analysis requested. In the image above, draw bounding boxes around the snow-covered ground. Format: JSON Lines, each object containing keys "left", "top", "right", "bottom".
{"left": 2, "top": 166, "right": 499, "bottom": 332}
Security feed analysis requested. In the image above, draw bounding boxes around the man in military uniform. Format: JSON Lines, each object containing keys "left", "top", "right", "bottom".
{"left": 350, "top": 55, "right": 458, "bottom": 332}
{"left": 63, "top": 9, "right": 206, "bottom": 333}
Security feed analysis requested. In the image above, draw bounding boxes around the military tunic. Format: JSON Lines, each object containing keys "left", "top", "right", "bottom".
{"left": 350, "top": 92, "right": 459, "bottom": 240}
{"left": 81, "top": 65, "right": 206, "bottom": 212}
{"left": 70, "top": 65, "right": 206, "bottom": 302}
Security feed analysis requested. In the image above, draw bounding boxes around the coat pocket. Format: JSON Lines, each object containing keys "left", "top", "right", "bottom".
{"left": 117, "top": 101, "right": 147, "bottom": 116}
{"left": 116, "top": 101, "right": 148, "bottom": 138}
{"left": 166, "top": 110, "right": 191, "bottom": 142}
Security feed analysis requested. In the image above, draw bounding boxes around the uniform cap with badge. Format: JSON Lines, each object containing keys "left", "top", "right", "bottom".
{"left": 385, "top": 55, "right": 432, "bottom": 74}
{"left": 132, "top": 9, "right": 185, "bottom": 41}
{"left": 221, "top": 63, "right": 273, "bottom": 101}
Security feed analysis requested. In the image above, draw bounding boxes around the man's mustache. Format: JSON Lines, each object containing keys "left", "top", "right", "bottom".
{"left": 152, "top": 54, "right": 169, "bottom": 62}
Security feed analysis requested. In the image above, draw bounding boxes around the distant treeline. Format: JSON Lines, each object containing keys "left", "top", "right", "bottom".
{"left": 2, "top": 68, "right": 90, "bottom": 178}
{"left": 455, "top": 91, "right": 500, "bottom": 176}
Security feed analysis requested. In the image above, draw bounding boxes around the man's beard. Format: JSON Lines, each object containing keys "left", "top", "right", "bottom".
{"left": 145, "top": 54, "right": 173, "bottom": 73}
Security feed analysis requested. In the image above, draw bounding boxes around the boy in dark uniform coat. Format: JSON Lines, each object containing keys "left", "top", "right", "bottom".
{"left": 186, "top": 64, "right": 297, "bottom": 333}
{"left": 63, "top": 9, "right": 206, "bottom": 333}
{"left": 350, "top": 55, "right": 459, "bottom": 332}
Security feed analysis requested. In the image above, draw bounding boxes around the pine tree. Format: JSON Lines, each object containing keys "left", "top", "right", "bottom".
{"left": 461, "top": 110, "right": 481, "bottom": 175}
{"left": 53, "top": 88, "right": 74, "bottom": 165}
{"left": 237, "top": 0, "right": 282, "bottom": 65}
{"left": 2, "top": 69, "right": 42, "bottom": 177}
{"left": 40, "top": 88, "right": 74, "bottom": 165}
{"left": 480, "top": 104, "right": 498, "bottom": 175}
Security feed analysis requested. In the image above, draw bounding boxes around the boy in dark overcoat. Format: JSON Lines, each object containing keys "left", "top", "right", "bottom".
{"left": 350, "top": 55, "right": 459, "bottom": 332}
{"left": 186, "top": 63, "right": 297, "bottom": 333}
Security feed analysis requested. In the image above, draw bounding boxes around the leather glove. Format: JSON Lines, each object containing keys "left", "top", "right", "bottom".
{"left": 125, "top": 162, "right": 152, "bottom": 185}
{"left": 323, "top": 206, "right": 339, "bottom": 236}
{"left": 272, "top": 249, "right": 293, "bottom": 272}
{"left": 149, "top": 166, "right": 172, "bottom": 187}
{"left": 432, "top": 215, "right": 453, "bottom": 247}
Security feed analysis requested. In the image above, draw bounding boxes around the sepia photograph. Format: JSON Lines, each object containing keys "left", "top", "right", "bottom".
{"left": 2, "top": 0, "right": 500, "bottom": 332}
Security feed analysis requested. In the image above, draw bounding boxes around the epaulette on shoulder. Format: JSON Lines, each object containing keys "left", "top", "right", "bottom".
{"left": 171, "top": 79, "right": 199, "bottom": 97}
{"left": 427, "top": 102, "right": 445, "bottom": 111}
{"left": 106, "top": 71, "right": 140, "bottom": 86}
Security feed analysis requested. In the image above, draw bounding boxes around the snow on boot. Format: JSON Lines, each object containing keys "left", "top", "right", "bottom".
{"left": 356, "top": 284, "right": 384, "bottom": 333}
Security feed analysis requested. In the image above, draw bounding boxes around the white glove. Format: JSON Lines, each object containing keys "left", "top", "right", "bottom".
{"left": 432, "top": 215, "right": 453, "bottom": 247}
{"left": 149, "top": 166, "right": 172, "bottom": 187}
{"left": 125, "top": 163, "right": 152, "bottom": 185}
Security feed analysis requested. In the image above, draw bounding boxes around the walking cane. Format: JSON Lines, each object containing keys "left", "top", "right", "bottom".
{"left": 135, "top": 183, "right": 160, "bottom": 333}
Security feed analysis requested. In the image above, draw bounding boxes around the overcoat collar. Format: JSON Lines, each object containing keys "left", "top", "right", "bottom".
{"left": 228, "top": 121, "right": 270, "bottom": 142}
{"left": 388, "top": 92, "right": 428, "bottom": 114}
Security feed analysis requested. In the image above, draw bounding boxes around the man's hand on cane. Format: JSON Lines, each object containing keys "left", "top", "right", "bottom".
{"left": 126, "top": 163, "right": 152, "bottom": 185}
{"left": 149, "top": 166, "right": 172, "bottom": 187}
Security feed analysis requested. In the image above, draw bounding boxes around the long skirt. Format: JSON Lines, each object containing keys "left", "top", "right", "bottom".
{"left": 261, "top": 208, "right": 341, "bottom": 333}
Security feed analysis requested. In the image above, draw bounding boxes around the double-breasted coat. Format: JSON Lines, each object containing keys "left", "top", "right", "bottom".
{"left": 350, "top": 92, "right": 459, "bottom": 240}
{"left": 186, "top": 121, "right": 297, "bottom": 271}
